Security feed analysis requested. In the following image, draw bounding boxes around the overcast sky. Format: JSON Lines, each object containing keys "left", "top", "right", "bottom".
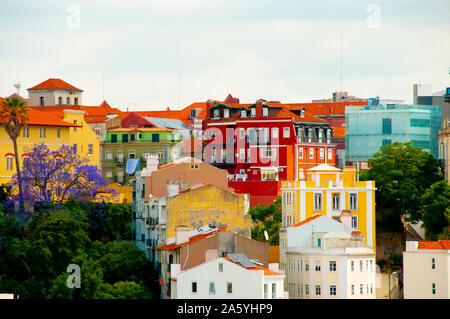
{"left": 0, "top": 0, "right": 449, "bottom": 111}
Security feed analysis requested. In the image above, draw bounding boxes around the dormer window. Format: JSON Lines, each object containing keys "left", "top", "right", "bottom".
{"left": 190, "top": 109, "right": 196, "bottom": 118}
{"left": 241, "top": 110, "right": 246, "bottom": 117}
{"left": 263, "top": 107, "right": 268, "bottom": 117}
{"left": 224, "top": 109, "right": 230, "bottom": 118}
{"left": 300, "top": 108, "right": 305, "bottom": 117}
{"left": 213, "top": 109, "right": 219, "bottom": 118}
{"left": 251, "top": 108, "right": 256, "bottom": 118}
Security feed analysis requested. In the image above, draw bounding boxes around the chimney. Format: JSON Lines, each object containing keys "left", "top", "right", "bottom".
{"left": 206, "top": 99, "right": 215, "bottom": 119}
{"left": 167, "top": 180, "right": 180, "bottom": 197}
{"left": 340, "top": 210, "right": 352, "bottom": 228}
{"left": 175, "top": 225, "right": 190, "bottom": 245}
{"left": 255, "top": 99, "right": 265, "bottom": 118}
{"left": 268, "top": 263, "right": 279, "bottom": 273}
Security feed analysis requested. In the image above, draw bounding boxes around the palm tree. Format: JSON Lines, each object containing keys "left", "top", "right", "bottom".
{"left": 0, "top": 96, "right": 30, "bottom": 214}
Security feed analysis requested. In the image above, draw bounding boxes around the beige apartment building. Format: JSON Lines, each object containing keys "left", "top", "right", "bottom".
{"left": 438, "top": 121, "right": 450, "bottom": 182}
{"left": 403, "top": 240, "right": 450, "bottom": 299}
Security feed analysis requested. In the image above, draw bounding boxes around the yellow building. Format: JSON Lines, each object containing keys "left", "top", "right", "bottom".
{"left": 0, "top": 108, "right": 100, "bottom": 185}
{"left": 281, "top": 164, "right": 376, "bottom": 252}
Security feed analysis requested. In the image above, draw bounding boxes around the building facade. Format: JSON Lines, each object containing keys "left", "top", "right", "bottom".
{"left": 438, "top": 122, "right": 450, "bottom": 182}
{"left": 345, "top": 103, "right": 442, "bottom": 165}
{"left": 403, "top": 240, "right": 450, "bottom": 299}
{"left": 280, "top": 214, "right": 376, "bottom": 299}
{"left": 102, "top": 128, "right": 182, "bottom": 185}
{"left": 280, "top": 164, "right": 376, "bottom": 252}
{"left": 171, "top": 255, "right": 284, "bottom": 299}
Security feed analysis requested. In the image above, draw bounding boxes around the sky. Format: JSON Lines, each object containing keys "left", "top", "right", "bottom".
{"left": 0, "top": 0, "right": 449, "bottom": 111}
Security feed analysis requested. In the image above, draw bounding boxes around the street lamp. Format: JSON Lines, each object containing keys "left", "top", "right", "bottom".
{"left": 388, "top": 269, "right": 398, "bottom": 299}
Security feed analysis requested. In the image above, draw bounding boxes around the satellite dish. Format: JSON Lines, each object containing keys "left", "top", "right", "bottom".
{"left": 263, "top": 230, "right": 269, "bottom": 241}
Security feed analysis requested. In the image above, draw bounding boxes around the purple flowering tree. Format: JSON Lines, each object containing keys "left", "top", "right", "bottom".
{"left": 10, "top": 143, "right": 117, "bottom": 205}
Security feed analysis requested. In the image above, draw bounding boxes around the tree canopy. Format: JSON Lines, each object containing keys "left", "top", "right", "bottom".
{"left": 248, "top": 197, "right": 281, "bottom": 245}
{"left": 420, "top": 180, "right": 450, "bottom": 240}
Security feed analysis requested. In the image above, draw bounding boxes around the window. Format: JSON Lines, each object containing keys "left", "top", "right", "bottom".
{"left": 22, "top": 126, "right": 29, "bottom": 138}
{"left": 410, "top": 118, "right": 430, "bottom": 127}
{"left": 382, "top": 118, "right": 392, "bottom": 134}
{"left": 130, "top": 133, "right": 135, "bottom": 142}
{"left": 111, "top": 134, "right": 117, "bottom": 143}
{"left": 351, "top": 284, "right": 355, "bottom": 295}
{"left": 298, "top": 147, "right": 303, "bottom": 159}
{"left": 272, "top": 127, "right": 279, "bottom": 139}
{"left": 431, "top": 258, "right": 435, "bottom": 269}
{"left": 239, "top": 148, "right": 245, "bottom": 161}
{"left": 213, "top": 109, "right": 220, "bottom": 118}
{"left": 94, "top": 128, "right": 101, "bottom": 136}
{"left": 315, "top": 285, "right": 321, "bottom": 296}
{"left": 6, "top": 156, "right": 14, "bottom": 171}
{"left": 351, "top": 216, "right": 358, "bottom": 228}
{"left": 351, "top": 260, "right": 355, "bottom": 272}
{"left": 305, "top": 284, "right": 309, "bottom": 295}
{"left": 66, "top": 97, "right": 70, "bottom": 104}
{"left": 283, "top": 127, "right": 290, "bottom": 138}
{"left": 241, "top": 110, "right": 246, "bottom": 117}
{"left": 190, "top": 109, "right": 196, "bottom": 118}
{"left": 264, "top": 284, "right": 268, "bottom": 298}
{"left": 73, "top": 143, "right": 77, "bottom": 153}
{"left": 272, "top": 283, "right": 276, "bottom": 299}
{"left": 260, "top": 147, "right": 275, "bottom": 160}
{"left": 88, "top": 144, "right": 93, "bottom": 156}
{"left": 382, "top": 139, "right": 391, "bottom": 147}
{"left": 73, "top": 120, "right": 77, "bottom": 132}
{"left": 227, "top": 282, "right": 232, "bottom": 294}
{"left": 332, "top": 193, "right": 340, "bottom": 210}
{"left": 360, "top": 260, "right": 363, "bottom": 272}
{"left": 224, "top": 109, "right": 230, "bottom": 118}
{"left": 263, "top": 107, "right": 268, "bottom": 117}
{"left": 309, "top": 148, "right": 314, "bottom": 159}
{"left": 56, "top": 127, "right": 60, "bottom": 139}
{"left": 305, "top": 262, "right": 310, "bottom": 271}
{"left": 330, "top": 285, "right": 336, "bottom": 296}
{"left": 122, "top": 134, "right": 128, "bottom": 143}
{"left": 329, "top": 261, "right": 336, "bottom": 272}
{"left": 106, "top": 152, "right": 113, "bottom": 160}
{"left": 39, "top": 127, "right": 46, "bottom": 138}
{"left": 319, "top": 148, "right": 324, "bottom": 159}
{"left": 349, "top": 193, "right": 357, "bottom": 210}
{"left": 251, "top": 108, "right": 256, "bottom": 117}
{"left": 239, "top": 128, "right": 245, "bottom": 139}
{"left": 209, "top": 282, "right": 215, "bottom": 294}
{"left": 432, "top": 283, "right": 436, "bottom": 295}
{"left": 315, "top": 261, "right": 321, "bottom": 271}
{"left": 192, "top": 282, "right": 197, "bottom": 293}
{"left": 129, "top": 151, "right": 136, "bottom": 159}
{"left": 328, "top": 149, "right": 332, "bottom": 160}
{"left": 314, "top": 193, "right": 322, "bottom": 210}
{"left": 40, "top": 96, "right": 44, "bottom": 106}
{"left": 218, "top": 263, "right": 223, "bottom": 272}
{"left": 58, "top": 96, "right": 62, "bottom": 105}
{"left": 298, "top": 168, "right": 304, "bottom": 180}
{"left": 360, "top": 284, "right": 364, "bottom": 294}
{"left": 152, "top": 134, "right": 160, "bottom": 142}
{"left": 74, "top": 97, "right": 79, "bottom": 105}
{"left": 105, "top": 170, "right": 112, "bottom": 178}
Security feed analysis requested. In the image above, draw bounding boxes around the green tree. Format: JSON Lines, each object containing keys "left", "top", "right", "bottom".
{"left": 0, "top": 97, "right": 30, "bottom": 214}
{"left": 421, "top": 180, "right": 450, "bottom": 240}
{"left": 96, "top": 281, "right": 152, "bottom": 299}
{"left": 248, "top": 197, "right": 282, "bottom": 245}
{"left": 360, "top": 142, "right": 442, "bottom": 230}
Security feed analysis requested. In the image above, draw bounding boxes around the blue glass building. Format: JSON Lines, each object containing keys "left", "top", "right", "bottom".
{"left": 345, "top": 102, "right": 442, "bottom": 163}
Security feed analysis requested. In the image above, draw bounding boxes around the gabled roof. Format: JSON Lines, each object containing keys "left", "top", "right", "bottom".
{"left": 27, "top": 78, "right": 83, "bottom": 92}
{"left": 291, "top": 214, "right": 322, "bottom": 228}
{"left": 156, "top": 226, "right": 226, "bottom": 250}
{"left": 418, "top": 240, "right": 450, "bottom": 250}
{"left": 26, "top": 109, "right": 80, "bottom": 127}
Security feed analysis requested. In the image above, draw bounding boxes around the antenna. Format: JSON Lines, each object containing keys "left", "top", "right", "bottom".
{"left": 13, "top": 82, "right": 21, "bottom": 95}
{"left": 340, "top": 32, "right": 343, "bottom": 93}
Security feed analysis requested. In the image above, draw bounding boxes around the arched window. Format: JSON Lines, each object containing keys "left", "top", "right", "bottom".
{"left": 5, "top": 154, "right": 14, "bottom": 171}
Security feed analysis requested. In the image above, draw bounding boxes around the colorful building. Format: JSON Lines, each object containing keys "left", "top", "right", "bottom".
{"left": 403, "top": 240, "right": 450, "bottom": 299}
{"left": 281, "top": 164, "right": 376, "bottom": 252}
{"left": 0, "top": 105, "right": 99, "bottom": 185}
{"left": 102, "top": 127, "right": 182, "bottom": 185}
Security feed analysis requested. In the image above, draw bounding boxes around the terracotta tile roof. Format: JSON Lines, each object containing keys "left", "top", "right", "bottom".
{"left": 291, "top": 214, "right": 322, "bottom": 227}
{"left": 27, "top": 78, "right": 83, "bottom": 92}
{"left": 108, "top": 127, "right": 173, "bottom": 132}
{"left": 223, "top": 256, "right": 283, "bottom": 276}
{"left": 156, "top": 227, "right": 226, "bottom": 250}
{"left": 26, "top": 109, "right": 80, "bottom": 127}
{"left": 418, "top": 240, "right": 450, "bottom": 250}
{"left": 286, "top": 101, "right": 367, "bottom": 116}
{"left": 332, "top": 126, "right": 346, "bottom": 138}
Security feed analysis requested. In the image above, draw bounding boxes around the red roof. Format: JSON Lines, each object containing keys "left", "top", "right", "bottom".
{"left": 27, "top": 109, "right": 80, "bottom": 127}
{"left": 291, "top": 214, "right": 322, "bottom": 227}
{"left": 223, "top": 256, "right": 283, "bottom": 276}
{"left": 286, "top": 101, "right": 367, "bottom": 116}
{"left": 27, "top": 78, "right": 83, "bottom": 92}
{"left": 156, "top": 227, "right": 226, "bottom": 250}
{"left": 418, "top": 240, "right": 450, "bottom": 250}
{"left": 332, "top": 126, "right": 346, "bottom": 138}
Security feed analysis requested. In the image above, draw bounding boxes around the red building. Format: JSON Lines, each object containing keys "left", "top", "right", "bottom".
{"left": 204, "top": 99, "right": 337, "bottom": 206}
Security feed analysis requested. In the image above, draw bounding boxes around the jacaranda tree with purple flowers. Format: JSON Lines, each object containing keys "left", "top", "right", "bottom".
{"left": 10, "top": 143, "right": 117, "bottom": 205}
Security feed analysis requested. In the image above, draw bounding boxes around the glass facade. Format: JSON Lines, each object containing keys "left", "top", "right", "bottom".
{"left": 345, "top": 104, "right": 441, "bottom": 162}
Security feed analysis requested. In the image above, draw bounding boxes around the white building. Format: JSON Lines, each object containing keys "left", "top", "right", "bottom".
{"left": 403, "top": 240, "right": 450, "bottom": 299}
{"left": 171, "top": 254, "right": 285, "bottom": 299}
{"left": 280, "top": 214, "right": 376, "bottom": 299}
